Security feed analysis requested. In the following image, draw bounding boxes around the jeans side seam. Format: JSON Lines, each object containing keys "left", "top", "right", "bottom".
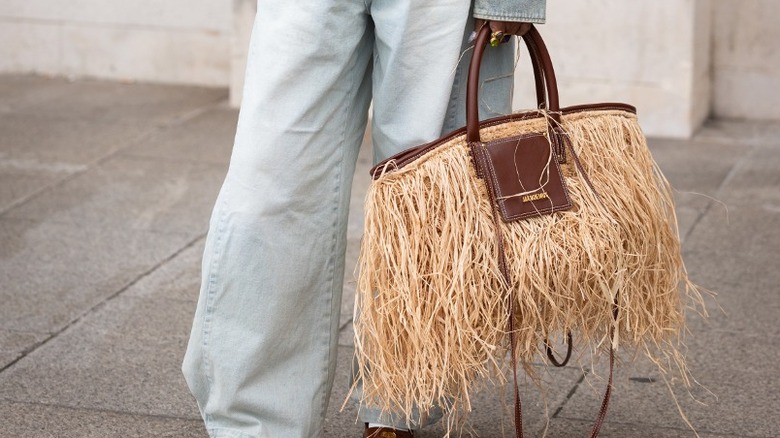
{"left": 201, "top": 182, "right": 232, "bottom": 426}
{"left": 317, "top": 44, "right": 367, "bottom": 432}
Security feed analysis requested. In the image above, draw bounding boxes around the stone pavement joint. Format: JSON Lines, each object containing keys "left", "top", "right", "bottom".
{"left": 550, "top": 370, "right": 587, "bottom": 419}
{"left": 0, "top": 233, "right": 204, "bottom": 376}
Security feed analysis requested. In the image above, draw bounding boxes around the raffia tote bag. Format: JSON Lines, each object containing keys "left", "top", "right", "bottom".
{"left": 353, "top": 25, "right": 702, "bottom": 433}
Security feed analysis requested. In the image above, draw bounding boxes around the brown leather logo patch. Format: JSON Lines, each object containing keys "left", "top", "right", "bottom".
{"left": 477, "top": 133, "right": 572, "bottom": 222}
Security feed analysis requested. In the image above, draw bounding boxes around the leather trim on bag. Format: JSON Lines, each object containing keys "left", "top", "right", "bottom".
{"left": 370, "top": 103, "right": 636, "bottom": 179}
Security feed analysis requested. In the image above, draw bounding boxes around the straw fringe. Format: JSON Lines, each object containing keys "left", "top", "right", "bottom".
{"left": 353, "top": 110, "right": 703, "bottom": 424}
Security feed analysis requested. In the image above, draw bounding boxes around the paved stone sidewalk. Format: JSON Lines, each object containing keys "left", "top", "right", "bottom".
{"left": 1, "top": 75, "right": 778, "bottom": 437}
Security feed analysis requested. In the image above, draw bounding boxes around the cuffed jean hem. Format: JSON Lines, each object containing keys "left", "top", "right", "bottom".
{"left": 207, "top": 427, "right": 260, "bottom": 438}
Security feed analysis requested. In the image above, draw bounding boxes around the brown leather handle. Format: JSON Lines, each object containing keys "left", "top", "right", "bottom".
{"left": 466, "top": 24, "right": 561, "bottom": 143}
{"left": 524, "top": 27, "right": 561, "bottom": 118}
{"left": 530, "top": 43, "right": 547, "bottom": 110}
{"left": 545, "top": 332, "right": 573, "bottom": 367}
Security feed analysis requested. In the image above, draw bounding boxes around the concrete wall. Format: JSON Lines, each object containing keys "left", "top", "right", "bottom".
{"left": 3, "top": 1, "right": 780, "bottom": 136}
{"left": 0, "top": 0, "right": 231, "bottom": 86}
{"left": 230, "top": 0, "right": 256, "bottom": 107}
{"left": 712, "top": 0, "right": 780, "bottom": 120}
{"left": 513, "top": 0, "right": 712, "bottom": 138}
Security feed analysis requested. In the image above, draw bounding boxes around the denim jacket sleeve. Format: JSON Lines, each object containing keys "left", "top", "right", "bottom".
{"left": 473, "top": 0, "right": 546, "bottom": 23}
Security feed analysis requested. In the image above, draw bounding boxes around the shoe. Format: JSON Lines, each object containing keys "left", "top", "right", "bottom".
{"left": 363, "top": 424, "right": 415, "bottom": 438}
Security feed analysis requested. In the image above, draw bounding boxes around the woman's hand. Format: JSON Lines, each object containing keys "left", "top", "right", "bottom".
{"left": 475, "top": 19, "right": 532, "bottom": 46}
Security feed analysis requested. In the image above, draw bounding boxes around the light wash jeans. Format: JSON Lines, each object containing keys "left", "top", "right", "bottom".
{"left": 182, "top": 1, "right": 515, "bottom": 437}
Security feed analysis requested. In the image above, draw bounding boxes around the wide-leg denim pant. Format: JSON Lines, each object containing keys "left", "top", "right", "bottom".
{"left": 182, "top": 1, "right": 515, "bottom": 436}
